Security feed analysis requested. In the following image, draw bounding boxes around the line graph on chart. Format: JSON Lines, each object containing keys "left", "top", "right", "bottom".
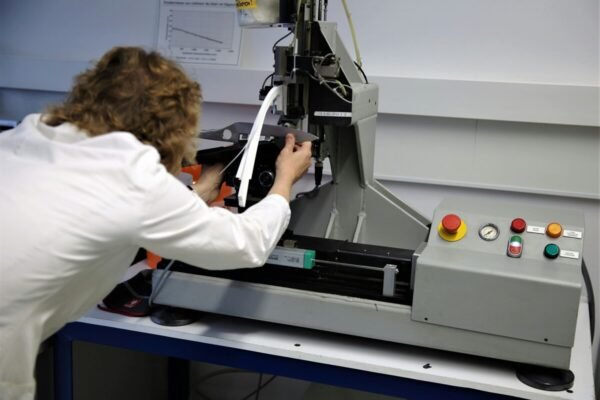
{"left": 167, "top": 10, "right": 235, "bottom": 50}
{"left": 157, "top": 2, "right": 242, "bottom": 66}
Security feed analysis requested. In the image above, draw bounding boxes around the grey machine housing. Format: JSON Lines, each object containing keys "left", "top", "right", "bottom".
{"left": 154, "top": 197, "right": 584, "bottom": 370}
{"left": 413, "top": 198, "right": 584, "bottom": 368}
{"left": 153, "top": 16, "right": 584, "bottom": 370}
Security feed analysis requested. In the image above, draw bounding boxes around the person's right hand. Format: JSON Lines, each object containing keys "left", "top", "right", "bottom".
{"left": 269, "top": 133, "right": 313, "bottom": 201}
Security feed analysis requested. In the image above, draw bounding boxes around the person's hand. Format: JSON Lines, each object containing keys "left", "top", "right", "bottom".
{"left": 276, "top": 133, "right": 313, "bottom": 184}
{"left": 192, "top": 163, "right": 224, "bottom": 203}
{"left": 269, "top": 133, "right": 312, "bottom": 201}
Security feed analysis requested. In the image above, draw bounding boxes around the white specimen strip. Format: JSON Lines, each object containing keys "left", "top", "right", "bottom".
{"left": 235, "top": 85, "right": 282, "bottom": 207}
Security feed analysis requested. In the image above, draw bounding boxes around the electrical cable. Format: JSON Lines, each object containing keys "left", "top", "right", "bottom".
{"left": 314, "top": 54, "right": 348, "bottom": 96}
{"left": 123, "top": 282, "right": 149, "bottom": 300}
{"left": 195, "top": 369, "right": 259, "bottom": 400}
{"left": 292, "top": 0, "right": 303, "bottom": 41}
{"left": 318, "top": 81, "right": 352, "bottom": 103}
{"left": 150, "top": 141, "right": 256, "bottom": 306}
{"left": 318, "top": 81, "right": 353, "bottom": 103}
{"left": 582, "top": 259, "right": 595, "bottom": 342}
{"left": 311, "top": 53, "right": 354, "bottom": 102}
{"left": 148, "top": 259, "right": 175, "bottom": 307}
{"left": 261, "top": 73, "right": 274, "bottom": 89}
{"left": 196, "top": 368, "right": 251, "bottom": 384}
{"left": 194, "top": 369, "right": 277, "bottom": 400}
{"left": 239, "top": 375, "right": 277, "bottom": 400}
{"left": 340, "top": 0, "right": 362, "bottom": 67}
{"left": 254, "top": 373, "right": 263, "bottom": 400}
{"left": 272, "top": 31, "right": 293, "bottom": 53}
{"left": 267, "top": 27, "right": 294, "bottom": 91}
{"left": 290, "top": 0, "right": 303, "bottom": 55}
{"left": 354, "top": 60, "right": 369, "bottom": 84}
{"left": 218, "top": 142, "right": 251, "bottom": 176}
{"left": 289, "top": 0, "right": 304, "bottom": 81}
{"left": 295, "top": 69, "right": 353, "bottom": 104}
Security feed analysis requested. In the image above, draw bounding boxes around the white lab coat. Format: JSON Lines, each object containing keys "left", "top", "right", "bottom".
{"left": 0, "top": 114, "right": 291, "bottom": 399}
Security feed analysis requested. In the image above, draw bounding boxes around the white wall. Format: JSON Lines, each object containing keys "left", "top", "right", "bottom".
{"left": 1, "top": 0, "right": 598, "bottom": 396}
{"left": 336, "top": 0, "right": 599, "bottom": 85}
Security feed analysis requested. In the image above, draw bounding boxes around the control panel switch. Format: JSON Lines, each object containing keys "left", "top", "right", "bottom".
{"left": 544, "top": 243, "right": 560, "bottom": 259}
{"left": 438, "top": 214, "right": 467, "bottom": 242}
{"left": 546, "top": 223, "right": 563, "bottom": 238}
{"left": 442, "top": 214, "right": 462, "bottom": 233}
{"left": 510, "top": 218, "right": 527, "bottom": 233}
{"left": 507, "top": 235, "right": 523, "bottom": 258}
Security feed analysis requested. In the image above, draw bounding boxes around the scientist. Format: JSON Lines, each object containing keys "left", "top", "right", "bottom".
{"left": 0, "top": 46, "right": 312, "bottom": 399}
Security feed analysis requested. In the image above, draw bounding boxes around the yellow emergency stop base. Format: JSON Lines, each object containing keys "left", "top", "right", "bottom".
{"left": 438, "top": 222, "right": 468, "bottom": 242}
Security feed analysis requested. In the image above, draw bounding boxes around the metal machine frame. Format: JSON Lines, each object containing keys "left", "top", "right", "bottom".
{"left": 153, "top": 1, "right": 584, "bottom": 376}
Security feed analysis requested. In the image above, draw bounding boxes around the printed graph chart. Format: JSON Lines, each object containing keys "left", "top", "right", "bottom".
{"left": 167, "top": 10, "right": 235, "bottom": 50}
{"left": 157, "top": 3, "right": 241, "bottom": 66}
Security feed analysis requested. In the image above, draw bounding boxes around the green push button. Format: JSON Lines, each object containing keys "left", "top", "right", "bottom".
{"left": 510, "top": 235, "right": 522, "bottom": 244}
{"left": 544, "top": 243, "right": 560, "bottom": 259}
{"left": 507, "top": 235, "right": 523, "bottom": 258}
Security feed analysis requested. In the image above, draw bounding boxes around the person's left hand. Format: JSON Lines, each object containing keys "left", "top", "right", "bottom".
{"left": 192, "top": 163, "right": 224, "bottom": 203}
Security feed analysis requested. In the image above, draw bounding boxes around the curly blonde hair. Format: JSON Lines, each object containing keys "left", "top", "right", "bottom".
{"left": 43, "top": 47, "right": 201, "bottom": 174}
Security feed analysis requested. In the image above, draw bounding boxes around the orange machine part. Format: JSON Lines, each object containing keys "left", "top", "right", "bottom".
{"left": 181, "top": 164, "right": 233, "bottom": 202}
{"left": 146, "top": 251, "right": 162, "bottom": 269}
{"left": 181, "top": 164, "right": 202, "bottom": 182}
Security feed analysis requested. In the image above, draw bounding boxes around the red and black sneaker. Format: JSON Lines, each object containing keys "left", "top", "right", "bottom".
{"left": 98, "top": 269, "right": 152, "bottom": 317}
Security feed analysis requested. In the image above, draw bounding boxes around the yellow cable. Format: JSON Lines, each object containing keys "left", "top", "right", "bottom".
{"left": 341, "top": 0, "right": 362, "bottom": 67}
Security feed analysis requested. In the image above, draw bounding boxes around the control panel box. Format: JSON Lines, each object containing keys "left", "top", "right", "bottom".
{"left": 412, "top": 198, "right": 584, "bottom": 347}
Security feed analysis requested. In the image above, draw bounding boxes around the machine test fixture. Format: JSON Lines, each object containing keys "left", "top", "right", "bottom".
{"left": 152, "top": 0, "right": 591, "bottom": 391}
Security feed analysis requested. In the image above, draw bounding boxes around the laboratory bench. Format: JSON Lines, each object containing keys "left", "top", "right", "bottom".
{"left": 53, "top": 300, "right": 595, "bottom": 400}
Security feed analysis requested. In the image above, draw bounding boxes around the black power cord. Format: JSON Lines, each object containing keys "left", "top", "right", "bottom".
{"left": 582, "top": 259, "right": 595, "bottom": 342}
{"left": 254, "top": 373, "right": 263, "bottom": 400}
{"left": 261, "top": 73, "right": 274, "bottom": 90}
{"left": 272, "top": 31, "right": 293, "bottom": 53}
{"left": 241, "top": 375, "right": 277, "bottom": 400}
{"left": 354, "top": 60, "right": 368, "bottom": 84}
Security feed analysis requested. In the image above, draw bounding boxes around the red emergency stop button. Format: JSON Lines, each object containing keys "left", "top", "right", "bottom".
{"left": 510, "top": 218, "right": 526, "bottom": 233}
{"left": 442, "top": 214, "right": 462, "bottom": 234}
{"left": 438, "top": 213, "right": 467, "bottom": 242}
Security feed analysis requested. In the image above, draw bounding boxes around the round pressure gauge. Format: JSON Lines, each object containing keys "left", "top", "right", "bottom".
{"left": 479, "top": 223, "right": 500, "bottom": 241}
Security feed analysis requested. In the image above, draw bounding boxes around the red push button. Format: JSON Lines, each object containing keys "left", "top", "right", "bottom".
{"left": 442, "top": 214, "right": 462, "bottom": 234}
{"left": 510, "top": 218, "right": 527, "bottom": 233}
{"left": 438, "top": 214, "right": 467, "bottom": 242}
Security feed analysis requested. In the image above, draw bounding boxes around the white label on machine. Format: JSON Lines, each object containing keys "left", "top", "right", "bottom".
{"left": 559, "top": 250, "right": 580, "bottom": 259}
{"left": 267, "top": 247, "right": 315, "bottom": 269}
{"left": 563, "top": 230, "right": 583, "bottom": 239}
{"left": 239, "top": 134, "right": 267, "bottom": 141}
{"left": 527, "top": 226, "right": 545, "bottom": 234}
{"left": 314, "top": 111, "right": 352, "bottom": 118}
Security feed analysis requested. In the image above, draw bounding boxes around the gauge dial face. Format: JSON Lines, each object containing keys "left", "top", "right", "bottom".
{"left": 479, "top": 223, "right": 499, "bottom": 241}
